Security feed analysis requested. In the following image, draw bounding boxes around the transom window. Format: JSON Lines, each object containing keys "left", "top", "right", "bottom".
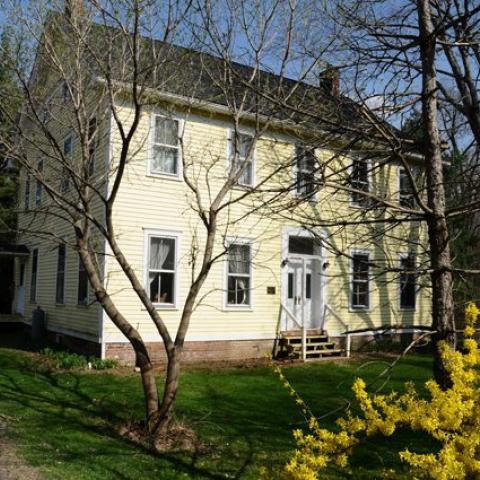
{"left": 151, "top": 115, "right": 180, "bottom": 175}
{"left": 351, "top": 252, "right": 370, "bottom": 309}
{"left": 288, "top": 235, "right": 317, "bottom": 255}
{"left": 226, "top": 243, "right": 252, "bottom": 306}
{"left": 55, "top": 244, "right": 66, "bottom": 304}
{"left": 400, "top": 254, "right": 416, "bottom": 309}
{"left": 148, "top": 236, "right": 177, "bottom": 305}
{"left": 350, "top": 159, "right": 370, "bottom": 207}
{"left": 295, "top": 146, "right": 316, "bottom": 197}
{"left": 399, "top": 167, "right": 415, "bottom": 208}
{"left": 229, "top": 132, "right": 254, "bottom": 186}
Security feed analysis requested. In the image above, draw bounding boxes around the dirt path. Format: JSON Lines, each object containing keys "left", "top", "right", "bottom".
{"left": 0, "top": 418, "right": 41, "bottom": 480}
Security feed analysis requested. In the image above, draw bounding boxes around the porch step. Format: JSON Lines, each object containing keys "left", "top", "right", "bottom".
{"left": 278, "top": 330, "right": 345, "bottom": 360}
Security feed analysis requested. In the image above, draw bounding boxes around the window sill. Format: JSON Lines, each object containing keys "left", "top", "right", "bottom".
{"left": 349, "top": 307, "right": 371, "bottom": 313}
{"left": 223, "top": 306, "right": 254, "bottom": 312}
{"left": 141, "top": 305, "right": 179, "bottom": 311}
{"left": 399, "top": 307, "right": 416, "bottom": 312}
{"left": 147, "top": 172, "right": 183, "bottom": 182}
{"left": 76, "top": 303, "right": 89, "bottom": 309}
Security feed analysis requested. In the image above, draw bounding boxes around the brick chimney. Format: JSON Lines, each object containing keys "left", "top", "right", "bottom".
{"left": 320, "top": 66, "right": 340, "bottom": 96}
{"left": 64, "top": 0, "right": 84, "bottom": 20}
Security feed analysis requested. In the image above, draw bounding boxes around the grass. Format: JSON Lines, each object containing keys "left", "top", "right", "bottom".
{"left": 0, "top": 333, "right": 435, "bottom": 479}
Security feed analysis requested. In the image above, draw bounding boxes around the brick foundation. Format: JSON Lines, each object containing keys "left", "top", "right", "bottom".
{"left": 105, "top": 338, "right": 275, "bottom": 365}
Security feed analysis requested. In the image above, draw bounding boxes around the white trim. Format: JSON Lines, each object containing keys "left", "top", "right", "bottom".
{"left": 226, "top": 128, "right": 256, "bottom": 187}
{"left": 349, "top": 249, "right": 371, "bottom": 312}
{"left": 348, "top": 156, "right": 373, "bottom": 208}
{"left": 147, "top": 111, "right": 184, "bottom": 180}
{"left": 223, "top": 236, "right": 254, "bottom": 310}
{"left": 398, "top": 252, "right": 417, "bottom": 311}
{"left": 143, "top": 228, "right": 181, "bottom": 310}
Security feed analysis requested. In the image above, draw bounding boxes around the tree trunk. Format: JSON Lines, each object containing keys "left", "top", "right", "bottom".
{"left": 417, "top": 0, "right": 456, "bottom": 389}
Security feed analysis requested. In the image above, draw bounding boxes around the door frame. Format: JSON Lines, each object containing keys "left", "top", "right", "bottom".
{"left": 281, "top": 227, "right": 327, "bottom": 331}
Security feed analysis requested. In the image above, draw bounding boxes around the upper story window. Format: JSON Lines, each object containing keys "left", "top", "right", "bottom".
{"left": 399, "top": 167, "right": 415, "bottom": 208}
{"left": 349, "top": 158, "right": 370, "bottom": 207}
{"left": 61, "top": 82, "right": 69, "bottom": 103}
{"left": 24, "top": 173, "right": 30, "bottom": 210}
{"left": 61, "top": 134, "right": 73, "bottom": 192}
{"left": 350, "top": 251, "right": 370, "bottom": 309}
{"left": 229, "top": 132, "right": 255, "bottom": 187}
{"left": 55, "top": 244, "right": 66, "bottom": 305}
{"left": 30, "top": 248, "right": 39, "bottom": 303}
{"left": 226, "top": 242, "right": 252, "bottom": 307}
{"left": 151, "top": 115, "right": 180, "bottom": 176}
{"left": 295, "top": 146, "right": 316, "bottom": 197}
{"left": 399, "top": 254, "right": 416, "bottom": 310}
{"left": 147, "top": 235, "right": 177, "bottom": 306}
{"left": 35, "top": 160, "right": 43, "bottom": 207}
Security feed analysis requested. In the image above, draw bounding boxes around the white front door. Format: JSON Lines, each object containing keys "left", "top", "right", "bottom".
{"left": 16, "top": 262, "right": 25, "bottom": 315}
{"left": 285, "top": 257, "right": 321, "bottom": 330}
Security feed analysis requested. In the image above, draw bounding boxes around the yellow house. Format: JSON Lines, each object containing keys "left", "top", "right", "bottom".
{"left": 12, "top": 10, "right": 431, "bottom": 364}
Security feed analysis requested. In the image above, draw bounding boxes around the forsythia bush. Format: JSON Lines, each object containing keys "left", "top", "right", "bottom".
{"left": 266, "top": 303, "right": 480, "bottom": 480}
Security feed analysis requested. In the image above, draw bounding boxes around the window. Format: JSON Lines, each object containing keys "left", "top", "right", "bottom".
{"left": 349, "top": 158, "right": 370, "bottom": 207}
{"left": 55, "top": 244, "right": 66, "bottom": 304}
{"left": 77, "top": 256, "right": 88, "bottom": 306}
{"left": 35, "top": 160, "right": 43, "bottom": 206}
{"left": 24, "top": 173, "right": 30, "bottom": 210}
{"left": 400, "top": 254, "right": 416, "bottom": 310}
{"left": 61, "top": 82, "right": 69, "bottom": 103}
{"left": 229, "top": 132, "right": 254, "bottom": 186}
{"left": 399, "top": 167, "right": 415, "bottom": 208}
{"left": 151, "top": 115, "right": 180, "bottom": 175}
{"left": 351, "top": 252, "right": 370, "bottom": 309}
{"left": 61, "top": 135, "right": 73, "bottom": 192}
{"left": 147, "top": 236, "right": 176, "bottom": 305}
{"left": 30, "top": 248, "right": 38, "bottom": 303}
{"left": 288, "top": 235, "right": 316, "bottom": 255}
{"left": 87, "top": 117, "right": 97, "bottom": 178}
{"left": 226, "top": 243, "right": 252, "bottom": 306}
{"left": 295, "top": 146, "right": 316, "bottom": 197}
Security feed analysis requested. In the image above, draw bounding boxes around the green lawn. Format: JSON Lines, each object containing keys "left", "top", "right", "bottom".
{"left": 0, "top": 345, "right": 434, "bottom": 479}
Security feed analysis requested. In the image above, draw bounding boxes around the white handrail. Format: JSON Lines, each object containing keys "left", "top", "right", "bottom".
{"left": 280, "top": 301, "right": 302, "bottom": 329}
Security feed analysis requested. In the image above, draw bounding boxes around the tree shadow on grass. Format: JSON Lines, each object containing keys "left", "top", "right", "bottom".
{"left": 0, "top": 352, "right": 260, "bottom": 480}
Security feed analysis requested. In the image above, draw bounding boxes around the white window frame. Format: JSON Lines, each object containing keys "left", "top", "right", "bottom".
{"left": 349, "top": 157, "right": 372, "bottom": 208}
{"left": 227, "top": 129, "right": 256, "bottom": 187}
{"left": 148, "top": 113, "right": 184, "bottom": 180}
{"left": 77, "top": 255, "right": 89, "bottom": 307}
{"left": 349, "top": 249, "right": 371, "bottom": 311}
{"left": 398, "top": 166, "right": 416, "bottom": 208}
{"left": 35, "top": 159, "right": 43, "bottom": 207}
{"left": 55, "top": 243, "right": 66, "bottom": 305}
{"left": 224, "top": 237, "right": 254, "bottom": 310}
{"left": 144, "top": 229, "right": 181, "bottom": 310}
{"left": 61, "top": 133, "right": 73, "bottom": 193}
{"left": 30, "top": 247, "right": 39, "bottom": 303}
{"left": 398, "top": 253, "right": 417, "bottom": 311}
{"left": 293, "top": 145, "right": 317, "bottom": 199}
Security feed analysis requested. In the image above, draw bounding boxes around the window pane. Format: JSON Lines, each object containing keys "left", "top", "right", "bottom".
{"left": 238, "top": 134, "right": 252, "bottom": 158}
{"left": 56, "top": 244, "right": 66, "bottom": 304}
{"left": 63, "top": 136, "right": 72, "bottom": 156}
{"left": 288, "top": 236, "right": 314, "bottom": 255}
{"left": 228, "top": 244, "right": 250, "bottom": 274}
{"left": 350, "top": 160, "right": 369, "bottom": 205}
{"left": 288, "top": 273, "right": 294, "bottom": 299}
{"left": 30, "top": 249, "right": 38, "bottom": 302}
{"left": 228, "top": 275, "right": 250, "bottom": 305}
{"left": 297, "top": 172, "right": 315, "bottom": 196}
{"left": 351, "top": 254, "right": 369, "bottom": 308}
{"left": 150, "top": 272, "right": 174, "bottom": 304}
{"left": 296, "top": 147, "right": 315, "bottom": 172}
{"left": 238, "top": 160, "right": 253, "bottom": 185}
{"left": 400, "top": 256, "right": 416, "bottom": 309}
{"left": 399, "top": 168, "right": 415, "bottom": 208}
{"left": 306, "top": 273, "right": 311, "bottom": 299}
{"left": 149, "top": 237, "right": 175, "bottom": 271}
{"left": 155, "top": 117, "right": 178, "bottom": 146}
{"left": 152, "top": 146, "right": 178, "bottom": 174}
